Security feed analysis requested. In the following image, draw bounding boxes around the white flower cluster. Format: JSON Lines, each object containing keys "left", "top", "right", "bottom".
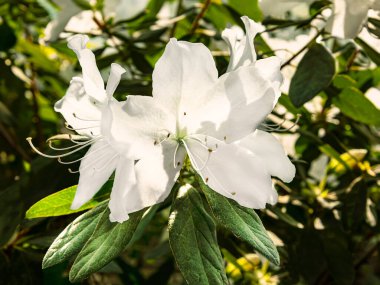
{"left": 31, "top": 17, "right": 296, "bottom": 223}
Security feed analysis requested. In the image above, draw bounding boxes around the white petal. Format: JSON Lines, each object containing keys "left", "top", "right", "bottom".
{"left": 326, "top": 0, "right": 371, "bottom": 39}
{"left": 193, "top": 65, "right": 277, "bottom": 143}
{"left": 67, "top": 35, "right": 106, "bottom": 102}
{"left": 109, "top": 157, "right": 136, "bottom": 223}
{"left": 44, "top": 0, "right": 82, "bottom": 42}
{"left": 186, "top": 139, "right": 277, "bottom": 208}
{"left": 104, "top": 0, "right": 149, "bottom": 22}
{"left": 54, "top": 77, "right": 101, "bottom": 137}
{"left": 102, "top": 96, "right": 175, "bottom": 159}
{"left": 152, "top": 38, "right": 218, "bottom": 116}
{"left": 71, "top": 140, "right": 118, "bottom": 209}
{"left": 238, "top": 130, "right": 296, "bottom": 183}
{"left": 106, "top": 63, "right": 126, "bottom": 97}
{"left": 260, "top": 0, "right": 313, "bottom": 19}
{"left": 222, "top": 16, "right": 263, "bottom": 71}
{"left": 122, "top": 141, "right": 186, "bottom": 214}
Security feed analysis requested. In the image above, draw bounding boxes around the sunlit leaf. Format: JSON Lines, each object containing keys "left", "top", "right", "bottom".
{"left": 168, "top": 186, "right": 228, "bottom": 285}
{"left": 26, "top": 181, "right": 111, "bottom": 219}
{"left": 199, "top": 178, "right": 280, "bottom": 266}
{"left": 332, "top": 87, "right": 380, "bottom": 126}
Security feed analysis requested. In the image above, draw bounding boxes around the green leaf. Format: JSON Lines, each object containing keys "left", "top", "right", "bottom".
{"left": 128, "top": 204, "right": 160, "bottom": 245}
{"left": 199, "top": 179, "right": 279, "bottom": 266}
{"left": 226, "top": 0, "right": 263, "bottom": 22}
{"left": 168, "top": 186, "right": 228, "bottom": 285}
{"left": 0, "top": 22, "right": 17, "bottom": 51}
{"left": 356, "top": 37, "right": 380, "bottom": 65}
{"left": 319, "top": 144, "right": 350, "bottom": 172}
{"left": 42, "top": 202, "right": 107, "bottom": 269}
{"left": 289, "top": 43, "right": 335, "bottom": 107}
{"left": 69, "top": 208, "right": 144, "bottom": 282}
{"left": 26, "top": 181, "right": 111, "bottom": 219}
{"left": 72, "top": 0, "right": 92, "bottom": 9}
{"left": 332, "top": 87, "right": 380, "bottom": 126}
{"left": 0, "top": 185, "right": 23, "bottom": 246}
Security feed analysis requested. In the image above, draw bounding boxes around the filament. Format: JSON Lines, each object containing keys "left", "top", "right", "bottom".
{"left": 172, "top": 143, "right": 180, "bottom": 168}
{"left": 72, "top": 112, "right": 100, "bottom": 122}
{"left": 68, "top": 152, "right": 117, "bottom": 174}
{"left": 47, "top": 137, "right": 97, "bottom": 151}
{"left": 261, "top": 114, "right": 301, "bottom": 133}
{"left": 58, "top": 142, "right": 109, "bottom": 164}
{"left": 27, "top": 137, "right": 95, "bottom": 159}
{"left": 64, "top": 122, "right": 100, "bottom": 131}
{"left": 181, "top": 139, "right": 211, "bottom": 172}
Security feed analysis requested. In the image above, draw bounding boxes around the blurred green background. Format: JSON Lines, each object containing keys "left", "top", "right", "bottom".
{"left": 1, "top": 0, "right": 380, "bottom": 284}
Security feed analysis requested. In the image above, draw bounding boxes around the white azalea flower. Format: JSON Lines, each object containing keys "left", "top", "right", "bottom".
{"left": 28, "top": 35, "right": 134, "bottom": 222}
{"left": 259, "top": 0, "right": 315, "bottom": 19}
{"left": 44, "top": 0, "right": 149, "bottom": 41}
{"left": 106, "top": 17, "right": 295, "bottom": 216}
{"left": 326, "top": 0, "right": 380, "bottom": 39}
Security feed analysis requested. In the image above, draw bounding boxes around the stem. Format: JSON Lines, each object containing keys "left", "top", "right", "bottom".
{"left": 0, "top": 122, "right": 30, "bottom": 162}
{"left": 170, "top": 0, "right": 183, "bottom": 37}
{"left": 30, "top": 64, "right": 43, "bottom": 146}
{"left": 280, "top": 29, "right": 323, "bottom": 69}
{"left": 189, "top": 0, "right": 211, "bottom": 35}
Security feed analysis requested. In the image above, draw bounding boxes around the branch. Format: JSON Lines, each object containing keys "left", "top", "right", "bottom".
{"left": 189, "top": 0, "right": 212, "bottom": 35}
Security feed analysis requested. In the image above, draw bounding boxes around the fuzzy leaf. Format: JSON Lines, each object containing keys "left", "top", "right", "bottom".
{"left": 169, "top": 186, "right": 228, "bottom": 285}
{"left": 69, "top": 208, "right": 144, "bottom": 282}
{"left": 42, "top": 202, "right": 107, "bottom": 269}
{"left": 198, "top": 178, "right": 280, "bottom": 266}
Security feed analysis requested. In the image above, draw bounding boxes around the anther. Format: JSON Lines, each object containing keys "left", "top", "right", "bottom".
{"left": 205, "top": 177, "right": 209, "bottom": 182}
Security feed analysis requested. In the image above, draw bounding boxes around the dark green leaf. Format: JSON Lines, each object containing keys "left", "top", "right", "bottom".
{"left": 320, "top": 229, "right": 355, "bottom": 285}
{"left": 289, "top": 43, "right": 335, "bottom": 107}
{"left": 0, "top": 22, "right": 17, "bottom": 51}
{"left": 168, "top": 186, "right": 228, "bottom": 285}
{"left": 199, "top": 178, "right": 280, "bottom": 266}
{"left": 356, "top": 37, "right": 380, "bottom": 65}
{"left": 0, "top": 185, "right": 23, "bottom": 246}
{"left": 332, "top": 87, "right": 380, "bottom": 126}
{"left": 69, "top": 208, "right": 144, "bottom": 282}
{"left": 42, "top": 202, "right": 107, "bottom": 269}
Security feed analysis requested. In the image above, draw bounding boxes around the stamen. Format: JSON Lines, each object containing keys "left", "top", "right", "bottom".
{"left": 65, "top": 122, "right": 100, "bottom": 131}
{"left": 187, "top": 136, "right": 217, "bottom": 152}
{"left": 260, "top": 114, "right": 301, "bottom": 133}
{"left": 70, "top": 135, "right": 101, "bottom": 144}
{"left": 68, "top": 152, "right": 118, "bottom": 174}
{"left": 154, "top": 131, "right": 171, "bottom": 146}
{"left": 72, "top": 112, "right": 100, "bottom": 122}
{"left": 48, "top": 137, "right": 97, "bottom": 151}
{"left": 181, "top": 139, "right": 211, "bottom": 172}
{"left": 47, "top": 134, "right": 88, "bottom": 142}
{"left": 173, "top": 143, "right": 180, "bottom": 168}
{"left": 27, "top": 137, "right": 94, "bottom": 159}
{"left": 58, "top": 142, "right": 109, "bottom": 164}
